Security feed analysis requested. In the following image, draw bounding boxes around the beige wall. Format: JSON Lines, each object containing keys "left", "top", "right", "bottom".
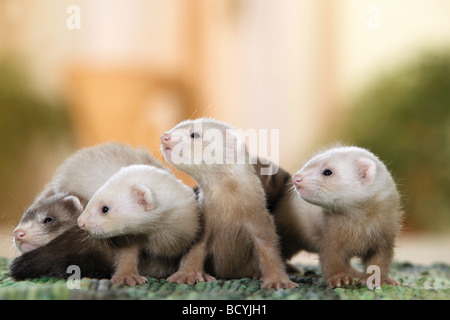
{"left": 2, "top": 1, "right": 450, "bottom": 168}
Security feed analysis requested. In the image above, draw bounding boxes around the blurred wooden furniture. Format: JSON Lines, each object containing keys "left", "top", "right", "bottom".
{"left": 65, "top": 67, "right": 199, "bottom": 186}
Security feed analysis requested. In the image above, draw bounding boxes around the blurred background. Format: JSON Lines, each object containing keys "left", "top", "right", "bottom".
{"left": 0, "top": 0, "right": 449, "bottom": 263}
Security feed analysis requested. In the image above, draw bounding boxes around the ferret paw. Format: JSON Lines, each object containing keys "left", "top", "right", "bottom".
{"left": 261, "top": 275, "right": 298, "bottom": 289}
{"left": 326, "top": 274, "right": 355, "bottom": 288}
{"left": 349, "top": 267, "right": 363, "bottom": 279}
{"left": 359, "top": 275, "right": 399, "bottom": 287}
{"left": 167, "top": 271, "right": 216, "bottom": 285}
{"left": 111, "top": 273, "right": 148, "bottom": 286}
{"left": 252, "top": 272, "right": 262, "bottom": 280}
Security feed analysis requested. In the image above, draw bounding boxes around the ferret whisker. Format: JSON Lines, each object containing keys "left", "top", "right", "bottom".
{"left": 286, "top": 185, "right": 298, "bottom": 201}
{"left": 101, "top": 238, "right": 110, "bottom": 250}
{"left": 10, "top": 238, "right": 18, "bottom": 254}
{"left": 319, "top": 188, "right": 339, "bottom": 213}
{"left": 189, "top": 107, "right": 199, "bottom": 119}
{"left": 80, "top": 234, "right": 90, "bottom": 244}
{"left": 9, "top": 243, "right": 20, "bottom": 256}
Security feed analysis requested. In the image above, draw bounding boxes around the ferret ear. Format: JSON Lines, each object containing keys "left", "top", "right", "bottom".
{"left": 130, "top": 184, "right": 155, "bottom": 212}
{"left": 63, "top": 195, "right": 84, "bottom": 212}
{"left": 356, "top": 157, "right": 376, "bottom": 185}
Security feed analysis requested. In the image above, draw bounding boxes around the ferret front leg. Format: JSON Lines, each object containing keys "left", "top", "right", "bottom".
{"left": 111, "top": 244, "right": 147, "bottom": 286}
{"left": 359, "top": 246, "right": 399, "bottom": 287}
{"left": 319, "top": 240, "right": 356, "bottom": 288}
{"left": 246, "top": 215, "right": 298, "bottom": 289}
{"left": 167, "top": 236, "right": 216, "bottom": 284}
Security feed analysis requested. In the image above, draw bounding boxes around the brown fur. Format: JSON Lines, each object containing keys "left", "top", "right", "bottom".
{"left": 293, "top": 146, "right": 403, "bottom": 288}
{"left": 162, "top": 119, "right": 297, "bottom": 289}
{"left": 111, "top": 244, "right": 148, "bottom": 286}
{"left": 9, "top": 225, "right": 181, "bottom": 281}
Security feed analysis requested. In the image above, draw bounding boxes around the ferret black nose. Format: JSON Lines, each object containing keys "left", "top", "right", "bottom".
{"left": 13, "top": 229, "right": 26, "bottom": 240}
{"left": 292, "top": 175, "right": 303, "bottom": 185}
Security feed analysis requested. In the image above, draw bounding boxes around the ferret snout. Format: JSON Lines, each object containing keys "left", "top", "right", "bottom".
{"left": 292, "top": 174, "right": 303, "bottom": 186}
{"left": 161, "top": 132, "right": 177, "bottom": 152}
{"left": 13, "top": 228, "right": 26, "bottom": 241}
{"left": 77, "top": 216, "right": 87, "bottom": 230}
{"left": 161, "top": 133, "right": 171, "bottom": 144}
{"left": 77, "top": 215, "right": 102, "bottom": 235}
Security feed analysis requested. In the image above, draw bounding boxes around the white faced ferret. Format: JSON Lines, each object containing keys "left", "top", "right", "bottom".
{"left": 77, "top": 164, "right": 201, "bottom": 286}
{"left": 10, "top": 164, "right": 198, "bottom": 284}
{"left": 160, "top": 118, "right": 297, "bottom": 289}
{"left": 292, "top": 146, "right": 403, "bottom": 288}
{"left": 13, "top": 142, "right": 163, "bottom": 253}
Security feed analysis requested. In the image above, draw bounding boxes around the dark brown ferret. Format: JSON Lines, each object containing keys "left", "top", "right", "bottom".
{"left": 253, "top": 158, "right": 316, "bottom": 261}
{"left": 9, "top": 225, "right": 180, "bottom": 281}
{"left": 160, "top": 118, "right": 297, "bottom": 289}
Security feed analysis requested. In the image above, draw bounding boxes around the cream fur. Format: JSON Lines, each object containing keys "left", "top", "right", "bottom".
{"left": 14, "top": 142, "right": 165, "bottom": 252}
{"left": 49, "top": 142, "right": 167, "bottom": 201}
{"left": 78, "top": 164, "right": 200, "bottom": 258}
{"left": 292, "top": 145, "right": 403, "bottom": 287}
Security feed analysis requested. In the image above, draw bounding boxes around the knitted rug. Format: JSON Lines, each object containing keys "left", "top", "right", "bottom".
{"left": 0, "top": 258, "right": 448, "bottom": 300}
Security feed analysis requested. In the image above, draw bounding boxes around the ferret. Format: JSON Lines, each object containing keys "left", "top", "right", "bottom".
{"left": 77, "top": 164, "right": 201, "bottom": 286}
{"left": 10, "top": 226, "right": 116, "bottom": 280}
{"left": 160, "top": 118, "right": 297, "bottom": 289}
{"left": 253, "top": 158, "right": 319, "bottom": 261}
{"left": 13, "top": 142, "right": 164, "bottom": 253}
{"left": 292, "top": 145, "right": 403, "bottom": 288}
{"left": 13, "top": 193, "right": 86, "bottom": 253}
{"left": 9, "top": 225, "right": 180, "bottom": 281}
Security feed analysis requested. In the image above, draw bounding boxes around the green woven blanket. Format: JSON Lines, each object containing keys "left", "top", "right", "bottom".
{"left": 0, "top": 258, "right": 448, "bottom": 300}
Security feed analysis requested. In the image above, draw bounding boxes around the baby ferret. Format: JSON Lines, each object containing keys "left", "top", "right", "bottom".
{"left": 10, "top": 226, "right": 116, "bottom": 280}
{"left": 292, "top": 145, "right": 403, "bottom": 288}
{"left": 10, "top": 164, "right": 197, "bottom": 283}
{"left": 9, "top": 225, "right": 179, "bottom": 281}
{"left": 13, "top": 142, "right": 163, "bottom": 253}
{"left": 10, "top": 164, "right": 198, "bottom": 284}
{"left": 77, "top": 164, "right": 201, "bottom": 286}
{"left": 13, "top": 193, "right": 86, "bottom": 253}
{"left": 253, "top": 158, "right": 319, "bottom": 262}
{"left": 161, "top": 118, "right": 297, "bottom": 289}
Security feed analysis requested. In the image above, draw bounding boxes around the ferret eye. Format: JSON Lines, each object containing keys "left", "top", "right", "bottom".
{"left": 190, "top": 132, "right": 200, "bottom": 139}
{"left": 101, "top": 206, "right": 110, "bottom": 214}
{"left": 322, "top": 169, "right": 333, "bottom": 176}
{"left": 43, "top": 217, "right": 54, "bottom": 224}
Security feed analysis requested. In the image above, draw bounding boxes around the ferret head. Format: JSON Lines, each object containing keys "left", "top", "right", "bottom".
{"left": 13, "top": 193, "right": 85, "bottom": 253}
{"left": 292, "top": 146, "right": 388, "bottom": 213}
{"left": 77, "top": 165, "right": 197, "bottom": 239}
{"left": 160, "top": 118, "right": 248, "bottom": 177}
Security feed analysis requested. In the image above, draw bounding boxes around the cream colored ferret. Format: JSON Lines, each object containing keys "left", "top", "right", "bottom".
{"left": 292, "top": 145, "right": 403, "bottom": 288}
{"left": 13, "top": 142, "right": 162, "bottom": 253}
{"left": 161, "top": 118, "right": 297, "bottom": 289}
{"left": 77, "top": 164, "right": 200, "bottom": 285}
